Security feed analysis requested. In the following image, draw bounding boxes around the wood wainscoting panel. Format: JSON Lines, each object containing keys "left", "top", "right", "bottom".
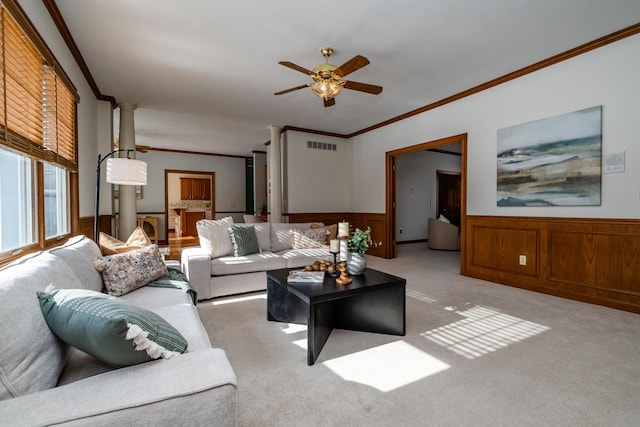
{"left": 78, "top": 216, "right": 94, "bottom": 240}
{"left": 464, "top": 216, "right": 640, "bottom": 313}
{"left": 470, "top": 224, "right": 538, "bottom": 277}
{"left": 547, "top": 226, "right": 640, "bottom": 297}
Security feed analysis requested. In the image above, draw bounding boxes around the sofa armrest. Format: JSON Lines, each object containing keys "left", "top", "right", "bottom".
{"left": 181, "top": 246, "right": 213, "bottom": 300}
{"left": 0, "top": 349, "right": 237, "bottom": 426}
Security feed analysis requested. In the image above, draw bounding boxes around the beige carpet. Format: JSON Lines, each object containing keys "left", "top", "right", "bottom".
{"left": 197, "top": 243, "right": 640, "bottom": 426}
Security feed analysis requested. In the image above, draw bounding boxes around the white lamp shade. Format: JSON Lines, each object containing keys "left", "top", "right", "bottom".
{"left": 106, "top": 158, "right": 147, "bottom": 185}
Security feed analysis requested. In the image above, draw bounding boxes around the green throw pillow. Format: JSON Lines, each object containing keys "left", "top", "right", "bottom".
{"left": 229, "top": 225, "right": 260, "bottom": 256}
{"left": 37, "top": 288, "right": 188, "bottom": 368}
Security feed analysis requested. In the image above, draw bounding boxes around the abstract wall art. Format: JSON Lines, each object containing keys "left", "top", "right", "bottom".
{"left": 497, "top": 106, "right": 602, "bottom": 206}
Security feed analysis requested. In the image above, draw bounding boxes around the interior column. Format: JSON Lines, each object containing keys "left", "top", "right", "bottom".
{"left": 269, "top": 125, "right": 282, "bottom": 222}
{"left": 118, "top": 102, "right": 139, "bottom": 238}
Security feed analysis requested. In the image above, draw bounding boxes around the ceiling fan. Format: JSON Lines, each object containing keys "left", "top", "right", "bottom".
{"left": 274, "top": 47, "right": 383, "bottom": 107}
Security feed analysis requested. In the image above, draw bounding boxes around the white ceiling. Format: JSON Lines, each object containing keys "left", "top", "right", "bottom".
{"left": 54, "top": 0, "right": 640, "bottom": 156}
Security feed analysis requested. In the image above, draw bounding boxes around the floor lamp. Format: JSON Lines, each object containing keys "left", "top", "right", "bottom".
{"left": 94, "top": 149, "right": 147, "bottom": 242}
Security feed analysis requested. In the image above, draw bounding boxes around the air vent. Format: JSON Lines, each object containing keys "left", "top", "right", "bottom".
{"left": 307, "top": 140, "right": 337, "bottom": 151}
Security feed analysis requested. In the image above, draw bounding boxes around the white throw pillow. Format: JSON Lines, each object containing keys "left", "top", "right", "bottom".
{"left": 438, "top": 214, "right": 451, "bottom": 224}
{"left": 196, "top": 216, "right": 235, "bottom": 258}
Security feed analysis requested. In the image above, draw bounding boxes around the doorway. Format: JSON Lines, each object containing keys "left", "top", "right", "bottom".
{"left": 164, "top": 169, "right": 215, "bottom": 241}
{"left": 385, "top": 133, "right": 467, "bottom": 272}
{"left": 436, "top": 170, "right": 461, "bottom": 227}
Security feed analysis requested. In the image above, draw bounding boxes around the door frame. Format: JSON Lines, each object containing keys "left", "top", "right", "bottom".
{"left": 385, "top": 133, "right": 467, "bottom": 273}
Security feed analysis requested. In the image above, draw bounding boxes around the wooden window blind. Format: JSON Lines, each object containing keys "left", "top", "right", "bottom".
{"left": 0, "top": 2, "right": 78, "bottom": 171}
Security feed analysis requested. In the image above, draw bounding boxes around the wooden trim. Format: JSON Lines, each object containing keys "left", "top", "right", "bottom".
{"left": 282, "top": 126, "right": 349, "bottom": 139}
{"left": 348, "top": 23, "right": 640, "bottom": 138}
{"left": 140, "top": 146, "right": 250, "bottom": 159}
{"left": 385, "top": 134, "right": 468, "bottom": 265}
{"left": 70, "top": 171, "right": 79, "bottom": 235}
{"left": 464, "top": 215, "right": 640, "bottom": 314}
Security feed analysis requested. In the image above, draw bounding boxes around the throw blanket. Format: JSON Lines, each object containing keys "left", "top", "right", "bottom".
{"left": 147, "top": 267, "right": 198, "bottom": 305}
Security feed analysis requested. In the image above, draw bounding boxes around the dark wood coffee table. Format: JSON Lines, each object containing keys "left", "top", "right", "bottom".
{"left": 267, "top": 268, "right": 406, "bottom": 365}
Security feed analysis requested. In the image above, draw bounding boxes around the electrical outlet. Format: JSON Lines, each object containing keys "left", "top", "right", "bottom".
{"left": 399, "top": 228, "right": 403, "bottom": 234}
{"left": 519, "top": 255, "right": 527, "bottom": 266}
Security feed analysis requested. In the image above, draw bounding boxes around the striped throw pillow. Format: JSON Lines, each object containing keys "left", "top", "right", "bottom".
{"left": 228, "top": 225, "right": 260, "bottom": 257}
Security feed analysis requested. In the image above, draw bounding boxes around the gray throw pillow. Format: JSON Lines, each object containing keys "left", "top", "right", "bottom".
{"left": 37, "top": 288, "right": 188, "bottom": 368}
{"left": 228, "top": 225, "right": 260, "bottom": 257}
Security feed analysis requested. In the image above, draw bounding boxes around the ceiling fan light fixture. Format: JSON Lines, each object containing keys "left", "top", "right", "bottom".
{"left": 311, "top": 80, "right": 343, "bottom": 100}
{"left": 275, "top": 46, "right": 381, "bottom": 107}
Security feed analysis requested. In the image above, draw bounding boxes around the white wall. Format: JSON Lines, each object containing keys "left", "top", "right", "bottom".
{"left": 128, "top": 150, "right": 246, "bottom": 238}
{"left": 21, "top": 2, "right": 102, "bottom": 218}
{"left": 351, "top": 34, "right": 640, "bottom": 218}
{"left": 396, "top": 151, "right": 461, "bottom": 241}
{"left": 285, "top": 130, "right": 352, "bottom": 213}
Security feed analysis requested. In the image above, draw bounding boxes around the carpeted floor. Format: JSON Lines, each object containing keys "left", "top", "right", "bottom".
{"left": 197, "top": 243, "right": 640, "bottom": 427}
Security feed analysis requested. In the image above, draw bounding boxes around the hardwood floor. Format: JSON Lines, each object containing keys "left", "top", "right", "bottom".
{"left": 163, "top": 231, "right": 198, "bottom": 261}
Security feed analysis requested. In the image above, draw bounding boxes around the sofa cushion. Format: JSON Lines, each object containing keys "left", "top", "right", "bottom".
{"left": 99, "top": 226, "right": 151, "bottom": 255}
{"left": 229, "top": 225, "right": 260, "bottom": 256}
{"left": 211, "top": 252, "right": 286, "bottom": 276}
{"left": 49, "top": 235, "right": 104, "bottom": 292}
{"left": 37, "top": 288, "right": 188, "bottom": 368}
{"left": 251, "top": 222, "right": 271, "bottom": 251}
{"left": 0, "top": 252, "right": 81, "bottom": 400}
{"left": 292, "top": 227, "right": 327, "bottom": 249}
{"left": 93, "top": 245, "right": 168, "bottom": 297}
{"left": 196, "top": 217, "right": 234, "bottom": 258}
{"left": 270, "top": 222, "right": 315, "bottom": 252}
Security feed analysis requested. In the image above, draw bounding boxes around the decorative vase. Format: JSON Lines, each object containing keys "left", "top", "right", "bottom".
{"left": 347, "top": 252, "right": 366, "bottom": 275}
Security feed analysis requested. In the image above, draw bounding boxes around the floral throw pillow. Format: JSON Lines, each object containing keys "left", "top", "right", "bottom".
{"left": 292, "top": 227, "right": 327, "bottom": 249}
{"left": 93, "top": 244, "right": 168, "bottom": 297}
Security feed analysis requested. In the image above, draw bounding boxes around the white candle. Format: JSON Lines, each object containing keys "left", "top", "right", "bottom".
{"left": 338, "top": 221, "right": 349, "bottom": 237}
{"left": 330, "top": 239, "right": 340, "bottom": 253}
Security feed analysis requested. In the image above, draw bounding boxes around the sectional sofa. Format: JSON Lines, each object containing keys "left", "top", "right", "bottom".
{"left": 182, "top": 220, "right": 334, "bottom": 300}
{"left": 0, "top": 235, "right": 237, "bottom": 426}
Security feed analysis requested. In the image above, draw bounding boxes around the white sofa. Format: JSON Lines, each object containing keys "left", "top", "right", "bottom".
{"left": 0, "top": 235, "right": 237, "bottom": 426}
{"left": 182, "top": 221, "right": 333, "bottom": 300}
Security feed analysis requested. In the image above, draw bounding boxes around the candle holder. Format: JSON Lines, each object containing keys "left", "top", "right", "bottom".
{"left": 329, "top": 251, "right": 339, "bottom": 278}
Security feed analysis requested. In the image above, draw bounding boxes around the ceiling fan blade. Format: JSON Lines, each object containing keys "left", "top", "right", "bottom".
{"left": 324, "top": 97, "right": 336, "bottom": 107}
{"left": 278, "top": 61, "right": 314, "bottom": 75}
{"left": 274, "top": 84, "right": 309, "bottom": 96}
{"left": 334, "top": 55, "right": 370, "bottom": 77}
{"left": 343, "top": 80, "right": 383, "bottom": 95}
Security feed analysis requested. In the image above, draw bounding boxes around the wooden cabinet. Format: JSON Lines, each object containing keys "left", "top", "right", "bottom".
{"left": 175, "top": 208, "right": 205, "bottom": 237}
{"left": 185, "top": 211, "right": 205, "bottom": 237}
{"left": 180, "top": 178, "right": 211, "bottom": 200}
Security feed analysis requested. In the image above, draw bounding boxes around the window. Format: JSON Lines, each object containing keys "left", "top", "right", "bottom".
{"left": 0, "top": 147, "right": 35, "bottom": 253}
{"left": 43, "top": 162, "right": 69, "bottom": 239}
{"left": 0, "top": 1, "right": 79, "bottom": 262}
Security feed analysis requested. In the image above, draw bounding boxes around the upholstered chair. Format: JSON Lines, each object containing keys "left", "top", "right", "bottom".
{"left": 427, "top": 218, "right": 460, "bottom": 250}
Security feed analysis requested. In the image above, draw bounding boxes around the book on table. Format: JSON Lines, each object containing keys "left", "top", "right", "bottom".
{"left": 287, "top": 270, "right": 325, "bottom": 284}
